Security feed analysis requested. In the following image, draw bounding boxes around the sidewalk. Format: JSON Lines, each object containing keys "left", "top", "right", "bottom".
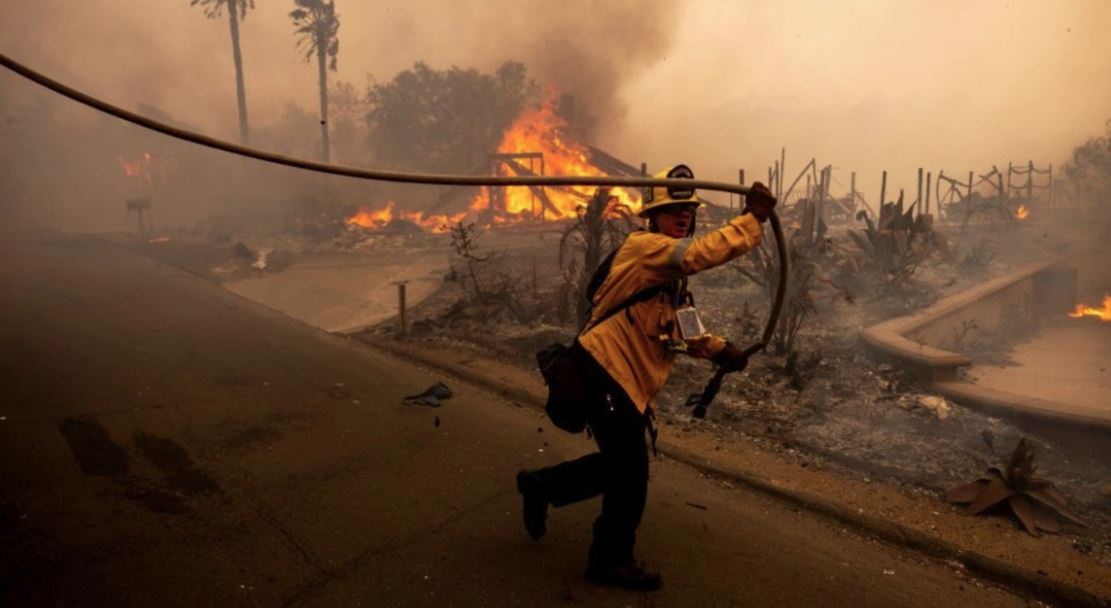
{"left": 223, "top": 251, "right": 447, "bottom": 333}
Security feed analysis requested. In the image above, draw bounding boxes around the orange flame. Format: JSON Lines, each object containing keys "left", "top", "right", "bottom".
{"left": 1067, "top": 295, "right": 1111, "bottom": 321}
{"left": 346, "top": 201, "right": 465, "bottom": 234}
{"left": 469, "top": 92, "right": 639, "bottom": 222}
{"left": 1014, "top": 204, "right": 1029, "bottom": 220}
{"left": 348, "top": 93, "right": 639, "bottom": 231}
{"left": 118, "top": 152, "right": 159, "bottom": 188}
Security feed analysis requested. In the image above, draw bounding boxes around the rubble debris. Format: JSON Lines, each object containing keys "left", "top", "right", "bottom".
{"left": 403, "top": 382, "right": 453, "bottom": 408}
{"left": 251, "top": 247, "right": 273, "bottom": 270}
{"left": 946, "top": 438, "right": 1086, "bottom": 536}
{"left": 896, "top": 394, "right": 953, "bottom": 420}
{"left": 248, "top": 247, "right": 292, "bottom": 272}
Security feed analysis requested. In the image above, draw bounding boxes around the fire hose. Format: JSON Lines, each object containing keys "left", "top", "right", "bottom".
{"left": 0, "top": 51, "right": 788, "bottom": 419}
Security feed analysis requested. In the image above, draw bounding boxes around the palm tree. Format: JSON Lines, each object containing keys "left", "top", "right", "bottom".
{"left": 191, "top": 0, "right": 254, "bottom": 145}
{"left": 289, "top": 0, "right": 340, "bottom": 162}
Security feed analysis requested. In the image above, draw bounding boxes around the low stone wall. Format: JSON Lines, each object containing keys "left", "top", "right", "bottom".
{"left": 859, "top": 254, "right": 1111, "bottom": 432}
{"left": 860, "top": 255, "right": 1074, "bottom": 382}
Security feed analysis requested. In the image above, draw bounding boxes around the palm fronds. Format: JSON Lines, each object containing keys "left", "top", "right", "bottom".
{"left": 289, "top": 0, "right": 340, "bottom": 70}
{"left": 190, "top": 0, "right": 254, "bottom": 20}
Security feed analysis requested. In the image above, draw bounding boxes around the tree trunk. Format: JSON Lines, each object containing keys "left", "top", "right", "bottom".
{"left": 317, "top": 47, "right": 331, "bottom": 163}
{"left": 228, "top": 6, "right": 250, "bottom": 145}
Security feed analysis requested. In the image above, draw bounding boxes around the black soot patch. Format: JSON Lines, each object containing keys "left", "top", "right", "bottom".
{"left": 58, "top": 417, "right": 129, "bottom": 477}
{"left": 132, "top": 432, "right": 221, "bottom": 496}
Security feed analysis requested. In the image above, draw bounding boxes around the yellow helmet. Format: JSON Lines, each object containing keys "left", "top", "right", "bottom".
{"left": 638, "top": 164, "right": 703, "bottom": 218}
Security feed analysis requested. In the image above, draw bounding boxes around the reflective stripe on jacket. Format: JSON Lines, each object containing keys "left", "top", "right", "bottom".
{"left": 578, "top": 213, "right": 763, "bottom": 413}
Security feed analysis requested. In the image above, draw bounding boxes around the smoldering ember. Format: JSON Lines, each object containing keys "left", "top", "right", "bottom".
{"left": 2, "top": 2, "right": 1110, "bottom": 606}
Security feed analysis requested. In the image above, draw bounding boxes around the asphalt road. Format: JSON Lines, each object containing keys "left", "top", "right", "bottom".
{"left": 0, "top": 231, "right": 1027, "bottom": 607}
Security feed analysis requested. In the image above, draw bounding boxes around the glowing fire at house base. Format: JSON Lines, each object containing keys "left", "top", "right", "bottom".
{"left": 1014, "top": 204, "right": 1030, "bottom": 220}
{"left": 118, "top": 152, "right": 163, "bottom": 189}
{"left": 345, "top": 201, "right": 465, "bottom": 234}
{"left": 1067, "top": 295, "right": 1111, "bottom": 321}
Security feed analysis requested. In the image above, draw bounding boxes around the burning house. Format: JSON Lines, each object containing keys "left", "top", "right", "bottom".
{"left": 345, "top": 94, "right": 642, "bottom": 232}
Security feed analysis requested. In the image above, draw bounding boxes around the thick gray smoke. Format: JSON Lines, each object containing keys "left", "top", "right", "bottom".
{"left": 0, "top": 0, "right": 680, "bottom": 140}
{"left": 482, "top": 0, "right": 681, "bottom": 131}
{"left": 353, "top": 1, "right": 682, "bottom": 135}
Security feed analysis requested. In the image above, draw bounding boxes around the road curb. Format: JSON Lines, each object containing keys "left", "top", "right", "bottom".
{"left": 364, "top": 336, "right": 1109, "bottom": 608}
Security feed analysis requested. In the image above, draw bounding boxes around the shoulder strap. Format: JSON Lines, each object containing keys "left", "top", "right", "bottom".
{"left": 577, "top": 230, "right": 667, "bottom": 335}
{"left": 579, "top": 283, "right": 665, "bottom": 335}
{"left": 584, "top": 236, "right": 626, "bottom": 303}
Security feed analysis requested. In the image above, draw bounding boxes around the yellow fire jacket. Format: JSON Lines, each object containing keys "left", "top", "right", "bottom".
{"left": 578, "top": 213, "right": 763, "bottom": 413}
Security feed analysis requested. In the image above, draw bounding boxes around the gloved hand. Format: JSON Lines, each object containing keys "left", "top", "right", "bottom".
{"left": 743, "top": 181, "right": 777, "bottom": 223}
{"left": 712, "top": 341, "right": 752, "bottom": 373}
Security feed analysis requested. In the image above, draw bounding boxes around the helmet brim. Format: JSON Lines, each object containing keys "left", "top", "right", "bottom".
{"left": 637, "top": 199, "right": 703, "bottom": 218}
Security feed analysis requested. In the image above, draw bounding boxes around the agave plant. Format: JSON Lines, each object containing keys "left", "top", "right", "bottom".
{"left": 946, "top": 438, "right": 1086, "bottom": 536}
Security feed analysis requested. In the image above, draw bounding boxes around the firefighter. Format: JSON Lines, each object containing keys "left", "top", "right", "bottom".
{"left": 516, "top": 165, "right": 777, "bottom": 591}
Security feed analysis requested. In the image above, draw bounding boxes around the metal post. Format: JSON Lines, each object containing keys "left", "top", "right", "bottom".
{"left": 925, "top": 171, "right": 932, "bottom": 216}
{"left": 1006, "top": 161, "right": 1013, "bottom": 198}
{"left": 773, "top": 160, "right": 780, "bottom": 200}
{"left": 738, "top": 168, "right": 745, "bottom": 211}
{"left": 1027, "top": 160, "right": 1034, "bottom": 203}
{"left": 779, "top": 147, "right": 786, "bottom": 200}
{"left": 396, "top": 281, "right": 408, "bottom": 338}
{"left": 967, "top": 170, "right": 974, "bottom": 224}
{"left": 1048, "top": 164, "right": 1054, "bottom": 209}
{"left": 818, "top": 166, "right": 828, "bottom": 225}
{"left": 880, "top": 170, "right": 887, "bottom": 210}
{"left": 916, "top": 167, "right": 923, "bottom": 217}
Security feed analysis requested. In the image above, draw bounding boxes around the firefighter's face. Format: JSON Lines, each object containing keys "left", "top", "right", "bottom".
{"left": 655, "top": 205, "right": 696, "bottom": 238}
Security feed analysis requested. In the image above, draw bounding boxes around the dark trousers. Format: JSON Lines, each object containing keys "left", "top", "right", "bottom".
{"left": 535, "top": 348, "right": 649, "bottom": 566}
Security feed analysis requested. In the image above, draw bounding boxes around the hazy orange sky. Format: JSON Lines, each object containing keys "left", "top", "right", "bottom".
{"left": 3, "top": 0, "right": 1109, "bottom": 201}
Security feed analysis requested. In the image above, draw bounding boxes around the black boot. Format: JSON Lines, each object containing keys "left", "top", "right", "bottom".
{"left": 585, "top": 559, "right": 661, "bottom": 592}
{"left": 516, "top": 469, "right": 547, "bottom": 541}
